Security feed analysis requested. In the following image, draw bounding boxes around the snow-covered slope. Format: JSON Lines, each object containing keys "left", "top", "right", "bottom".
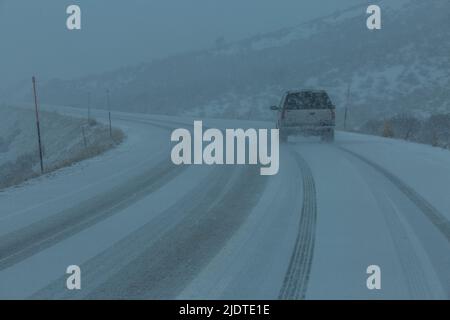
{"left": 6, "top": 0, "right": 450, "bottom": 127}
{"left": 0, "top": 105, "right": 123, "bottom": 189}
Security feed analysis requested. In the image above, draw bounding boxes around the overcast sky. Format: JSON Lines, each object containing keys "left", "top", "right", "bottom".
{"left": 0, "top": 0, "right": 365, "bottom": 88}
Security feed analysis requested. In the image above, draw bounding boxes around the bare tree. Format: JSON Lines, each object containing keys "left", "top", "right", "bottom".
{"left": 390, "top": 113, "right": 421, "bottom": 140}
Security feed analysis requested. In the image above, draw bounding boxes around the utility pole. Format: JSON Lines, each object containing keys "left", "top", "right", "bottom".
{"left": 82, "top": 126, "right": 87, "bottom": 148}
{"left": 106, "top": 89, "right": 112, "bottom": 138}
{"left": 87, "top": 92, "right": 91, "bottom": 124}
{"left": 32, "top": 76, "right": 44, "bottom": 174}
{"left": 344, "top": 83, "right": 351, "bottom": 131}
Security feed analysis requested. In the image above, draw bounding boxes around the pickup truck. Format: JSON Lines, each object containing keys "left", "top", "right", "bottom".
{"left": 271, "top": 90, "right": 336, "bottom": 142}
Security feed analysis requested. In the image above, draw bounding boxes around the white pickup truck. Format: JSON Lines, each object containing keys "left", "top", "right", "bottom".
{"left": 271, "top": 90, "right": 336, "bottom": 142}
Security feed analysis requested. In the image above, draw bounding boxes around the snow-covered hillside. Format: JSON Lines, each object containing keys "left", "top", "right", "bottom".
{"left": 0, "top": 105, "right": 124, "bottom": 189}
{"left": 6, "top": 0, "right": 450, "bottom": 127}
{"left": 0, "top": 108, "right": 449, "bottom": 299}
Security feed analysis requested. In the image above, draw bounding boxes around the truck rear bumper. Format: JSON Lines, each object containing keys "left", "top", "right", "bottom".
{"left": 280, "top": 125, "right": 334, "bottom": 136}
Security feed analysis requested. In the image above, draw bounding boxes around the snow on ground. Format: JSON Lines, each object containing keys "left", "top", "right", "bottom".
{"left": 0, "top": 107, "right": 449, "bottom": 299}
{"left": 340, "top": 132, "right": 450, "bottom": 220}
{"left": 294, "top": 135, "right": 448, "bottom": 299}
{"left": 0, "top": 105, "right": 124, "bottom": 190}
{"left": 179, "top": 133, "right": 450, "bottom": 300}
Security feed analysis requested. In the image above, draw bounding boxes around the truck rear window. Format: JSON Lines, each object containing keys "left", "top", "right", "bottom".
{"left": 285, "top": 92, "right": 333, "bottom": 110}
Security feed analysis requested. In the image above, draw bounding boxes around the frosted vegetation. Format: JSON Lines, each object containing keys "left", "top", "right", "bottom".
{"left": 0, "top": 106, "right": 124, "bottom": 190}
{"left": 359, "top": 113, "right": 450, "bottom": 150}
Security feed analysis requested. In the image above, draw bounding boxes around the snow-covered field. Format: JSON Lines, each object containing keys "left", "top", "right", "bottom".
{"left": 0, "top": 107, "right": 449, "bottom": 299}
{"left": 0, "top": 105, "right": 124, "bottom": 189}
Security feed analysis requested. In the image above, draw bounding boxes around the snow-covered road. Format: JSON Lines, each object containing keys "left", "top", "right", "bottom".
{"left": 0, "top": 108, "right": 449, "bottom": 299}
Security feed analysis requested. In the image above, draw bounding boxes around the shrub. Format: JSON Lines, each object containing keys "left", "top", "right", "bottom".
{"left": 382, "top": 120, "right": 394, "bottom": 138}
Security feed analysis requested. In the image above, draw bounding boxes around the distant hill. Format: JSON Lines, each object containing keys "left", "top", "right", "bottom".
{"left": 10, "top": 0, "right": 450, "bottom": 128}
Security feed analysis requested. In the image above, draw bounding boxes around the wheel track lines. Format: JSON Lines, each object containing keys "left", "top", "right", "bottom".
{"left": 0, "top": 115, "right": 181, "bottom": 268}
{"left": 339, "top": 147, "right": 450, "bottom": 243}
{"left": 85, "top": 165, "right": 268, "bottom": 299}
{"left": 0, "top": 159, "right": 186, "bottom": 270}
{"left": 279, "top": 149, "right": 317, "bottom": 300}
{"left": 283, "top": 154, "right": 316, "bottom": 299}
{"left": 0, "top": 145, "right": 169, "bottom": 224}
{"left": 176, "top": 150, "right": 302, "bottom": 299}
{"left": 34, "top": 165, "right": 268, "bottom": 299}
{"left": 31, "top": 165, "right": 229, "bottom": 299}
{"left": 338, "top": 146, "right": 448, "bottom": 298}
{"left": 388, "top": 210, "right": 434, "bottom": 298}
{"left": 373, "top": 192, "right": 434, "bottom": 298}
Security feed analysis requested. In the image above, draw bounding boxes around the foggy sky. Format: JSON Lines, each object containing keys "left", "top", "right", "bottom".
{"left": 0, "top": 0, "right": 365, "bottom": 89}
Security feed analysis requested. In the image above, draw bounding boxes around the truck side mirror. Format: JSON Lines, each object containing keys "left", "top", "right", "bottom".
{"left": 270, "top": 106, "right": 279, "bottom": 111}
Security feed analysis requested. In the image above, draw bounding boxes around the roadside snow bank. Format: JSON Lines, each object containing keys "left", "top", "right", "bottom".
{"left": 0, "top": 105, "right": 124, "bottom": 190}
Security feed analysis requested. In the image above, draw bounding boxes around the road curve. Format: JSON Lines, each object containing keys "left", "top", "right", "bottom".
{"left": 0, "top": 112, "right": 449, "bottom": 299}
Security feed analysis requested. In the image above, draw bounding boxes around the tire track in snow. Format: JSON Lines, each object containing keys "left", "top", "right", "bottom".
{"left": 339, "top": 148, "right": 436, "bottom": 298}
{"left": 77, "top": 165, "right": 268, "bottom": 299}
{"left": 381, "top": 197, "right": 436, "bottom": 299}
{"left": 279, "top": 148, "right": 317, "bottom": 300}
{"left": 0, "top": 119, "right": 187, "bottom": 271}
{"left": 0, "top": 159, "right": 186, "bottom": 270}
{"left": 31, "top": 164, "right": 232, "bottom": 299}
{"left": 340, "top": 147, "right": 450, "bottom": 243}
